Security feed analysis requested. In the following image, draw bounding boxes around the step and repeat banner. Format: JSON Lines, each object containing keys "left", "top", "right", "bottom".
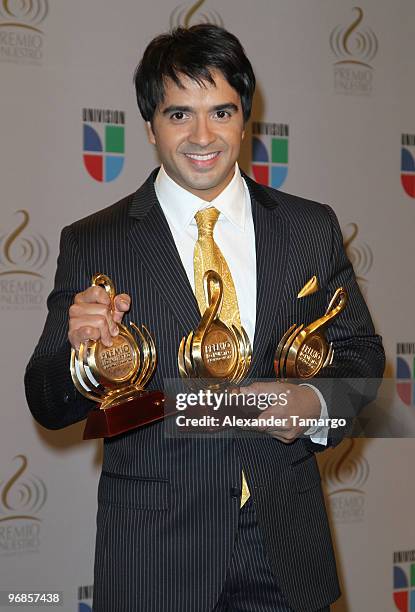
{"left": 1, "top": 1, "right": 414, "bottom": 610}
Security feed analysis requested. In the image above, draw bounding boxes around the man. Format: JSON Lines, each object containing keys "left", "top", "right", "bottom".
{"left": 25, "top": 25, "right": 385, "bottom": 612}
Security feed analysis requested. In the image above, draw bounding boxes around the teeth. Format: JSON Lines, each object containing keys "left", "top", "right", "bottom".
{"left": 185, "top": 152, "right": 218, "bottom": 160}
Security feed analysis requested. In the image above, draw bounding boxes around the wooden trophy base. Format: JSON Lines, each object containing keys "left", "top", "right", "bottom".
{"left": 83, "top": 390, "right": 170, "bottom": 439}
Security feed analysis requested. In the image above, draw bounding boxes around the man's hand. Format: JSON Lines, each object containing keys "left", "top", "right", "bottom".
{"left": 238, "top": 382, "right": 321, "bottom": 444}
{"left": 68, "top": 286, "right": 131, "bottom": 350}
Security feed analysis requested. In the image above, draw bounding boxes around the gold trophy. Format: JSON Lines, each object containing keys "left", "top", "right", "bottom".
{"left": 70, "top": 273, "right": 165, "bottom": 439}
{"left": 178, "top": 270, "right": 252, "bottom": 389}
{"left": 274, "top": 286, "right": 348, "bottom": 379}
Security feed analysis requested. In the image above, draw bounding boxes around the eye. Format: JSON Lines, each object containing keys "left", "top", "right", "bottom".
{"left": 170, "top": 111, "right": 187, "bottom": 121}
{"left": 214, "top": 110, "right": 231, "bottom": 120}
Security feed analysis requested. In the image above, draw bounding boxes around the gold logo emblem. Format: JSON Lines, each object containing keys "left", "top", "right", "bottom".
{"left": 0, "top": 455, "right": 47, "bottom": 522}
{"left": 0, "top": 210, "right": 49, "bottom": 277}
{"left": 344, "top": 223, "right": 373, "bottom": 285}
{"left": 0, "top": 0, "right": 49, "bottom": 33}
{"left": 330, "top": 7, "right": 378, "bottom": 69}
{"left": 321, "top": 439, "right": 369, "bottom": 494}
{"left": 170, "top": 0, "right": 223, "bottom": 29}
{"left": 178, "top": 270, "right": 251, "bottom": 388}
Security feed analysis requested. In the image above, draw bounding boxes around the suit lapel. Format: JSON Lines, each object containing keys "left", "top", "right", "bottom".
{"left": 128, "top": 170, "right": 291, "bottom": 376}
{"left": 243, "top": 175, "right": 291, "bottom": 378}
{"left": 128, "top": 170, "right": 200, "bottom": 333}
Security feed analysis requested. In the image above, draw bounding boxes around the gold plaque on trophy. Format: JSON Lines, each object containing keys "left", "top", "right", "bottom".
{"left": 274, "top": 286, "right": 348, "bottom": 379}
{"left": 70, "top": 273, "right": 167, "bottom": 439}
{"left": 178, "top": 270, "right": 252, "bottom": 389}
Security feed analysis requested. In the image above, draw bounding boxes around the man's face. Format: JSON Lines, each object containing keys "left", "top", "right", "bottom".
{"left": 146, "top": 70, "right": 245, "bottom": 201}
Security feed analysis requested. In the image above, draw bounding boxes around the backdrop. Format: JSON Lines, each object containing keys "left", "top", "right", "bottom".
{"left": 1, "top": 1, "right": 414, "bottom": 610}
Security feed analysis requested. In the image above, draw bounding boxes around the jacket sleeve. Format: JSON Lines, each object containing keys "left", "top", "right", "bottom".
{"left": 303, "top": 204, "right": 385, "bottom": 451}
{"left": 24, "top": 225, "right": 94, "bottom": 429}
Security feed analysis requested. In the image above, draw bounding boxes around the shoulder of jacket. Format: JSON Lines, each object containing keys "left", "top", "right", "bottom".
{"left": 243, "top": 173, "right": 336, "bottom": 222}
{"left": 264, "top": 184, "right": 334, "bottom": 218}
{"left": 67, "top": 192, "right": 135, "bottom": 236}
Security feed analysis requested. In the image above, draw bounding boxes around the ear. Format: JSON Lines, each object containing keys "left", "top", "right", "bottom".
{"left": 145, "top": 121, "right": 156, "bottom": 145}
{"left": 241, "top": 127, "right": 245, "bottom": 141}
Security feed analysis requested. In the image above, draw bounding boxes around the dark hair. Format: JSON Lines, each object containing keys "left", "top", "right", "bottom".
{"left": 134, "top": 24, "right": 256, "bottom": 123}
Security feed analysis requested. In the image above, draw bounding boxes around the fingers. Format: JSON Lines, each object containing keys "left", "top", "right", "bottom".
{"left": 68, "top": 324, "right": 102, "bottom": 350}
{"left": 113, "top": 293, "right": 131, "bottom": 323}
{"left": 269, "top": 432, "right": 297, "bottom": 444}
{"left": 68, "top": 288, "right": 131, "bottom": 350}
{"left": 69, "top": 314, "right": 117, "bottom": 349}
{"left": 239, "top": 382, "right": 284, "bottom": 395}
{"left": 237, "top": 383, "right": 303, "bottom": 442}
{"left": 69, "top": 301, "right": 117, "bottom": 327}
{"left": 69, "top": 302, "right": 118, "bottom": 341}
{"left": 74, "top": 285, "right": 111, "bottom": 306}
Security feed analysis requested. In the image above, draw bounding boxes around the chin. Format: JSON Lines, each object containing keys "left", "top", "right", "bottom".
{"left": 189, "top": 171, "right": 230, "bottom": 189}
{"left": 190, "top": 178, "right": 220, "bottom": 190}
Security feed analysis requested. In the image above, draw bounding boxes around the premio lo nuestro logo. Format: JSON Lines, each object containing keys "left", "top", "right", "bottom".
{"left": 77, "top": 585, "right": 93, "bottom": 612}
{"left": 0, "top": 209, "right": 49, "bottom": 310}
{"left": 343, "top": 222, "right": 373, "bottom": 296}
{"left": 251, "top": 122, "right": 288, "bottom": 189}
{"left": 393, "top": 550, "right": 415, "bottom": 612}
{"left": 0, "top": 0, "right": 48, "bottom": 31}
{"left": 0, "top": 0, "right": 49, "bottom": 64}
{"left": 82, "top": 108, "right": 125, "bottom": 183}
{"left": 170, "top": 0, "right": 223, "bottom": 28}
{"left": 0, "top": 455, "right": 47, "bottom": 554}
{"left": 396, "top": 343, "right": 415, "bottom": 406}
{"left": 401, "top": 134, "right": 415, "bottom": 198}
{"left": 0, "top": 210, "right": 49, "bottom": 277}
{"left": 320, "top": 438, "right": 369, "bottom": 523}
{"left": 330, "top": 7, "right": 378, "bottom": 95}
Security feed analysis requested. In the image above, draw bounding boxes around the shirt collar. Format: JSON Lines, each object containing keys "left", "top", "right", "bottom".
{"left": 154, "top": 163, "right": 247, "bottom": 233}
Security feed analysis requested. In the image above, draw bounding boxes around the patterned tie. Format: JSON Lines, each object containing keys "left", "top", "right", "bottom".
{"left": 194, "top": 206, "right": 250, "bottom": 508}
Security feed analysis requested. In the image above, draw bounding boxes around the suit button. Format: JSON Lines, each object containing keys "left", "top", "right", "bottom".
{"left": 230, "top": 486, "right": 241, "bottom": 498}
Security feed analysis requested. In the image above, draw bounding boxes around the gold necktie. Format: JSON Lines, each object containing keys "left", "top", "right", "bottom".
{"left": 194, "top": 207, "right": 250, "bottom": 508}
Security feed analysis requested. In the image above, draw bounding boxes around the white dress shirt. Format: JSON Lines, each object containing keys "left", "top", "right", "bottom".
{"left": 155, "top": 163, "right": 256, "bottom": 343}
{"left": 155, "top": 164, "right": 328, "bottom": 444}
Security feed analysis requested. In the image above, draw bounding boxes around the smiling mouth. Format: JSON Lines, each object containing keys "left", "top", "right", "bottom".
{"left": 184, "top": 152, "right": 221, "bottom": 161}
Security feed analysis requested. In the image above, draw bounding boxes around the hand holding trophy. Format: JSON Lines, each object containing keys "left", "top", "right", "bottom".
{"left": 70, "top": 273, "right": 165, "bottom": 439}
{"left": 274, "top": 282, "right": 348, "bottom": 380}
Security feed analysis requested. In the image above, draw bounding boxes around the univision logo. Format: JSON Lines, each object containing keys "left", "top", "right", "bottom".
{"left": 401, "top": 134, "right": 415, "bottom": 198}
{"left": 251, "top": 122, "right": 288, "bottom": 190}
{"left": 393, "top": 550, "right": 415, "bottom": 612}
{"left": 396, "top": 343, "right": 415, "bottom": 406}
{"left": 320, "top": 439, "right": 369, "bottom": 523}
{"left": 77, "top": 585, "right": 93, "bottom": 612}
{"left": 330, "top": 7, "right": 378, "bottom": 95}
{"left": 82, "top": 108, "right": 125, "bottom": 183}
{"left": 0, "top": 455, "right": 47, "bottom": 554}
{"left": 0, "top": 0, "right": 48, "bottom": 64}
{"left": 170, "top": 0, "right": 223, "bottom": 28}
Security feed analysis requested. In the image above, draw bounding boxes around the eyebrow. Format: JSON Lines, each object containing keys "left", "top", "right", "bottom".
{"left": 161, "top": 103, "right": 239, "bottom": 115}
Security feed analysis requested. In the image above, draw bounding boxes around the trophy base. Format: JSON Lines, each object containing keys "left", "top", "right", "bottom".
{"left": 83, "top": 390, "right": 168, "bottom": 439}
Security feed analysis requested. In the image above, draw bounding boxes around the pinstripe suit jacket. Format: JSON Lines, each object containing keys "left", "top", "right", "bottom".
{"left": 25, "top": 169, "right": 385, "bottom": 612}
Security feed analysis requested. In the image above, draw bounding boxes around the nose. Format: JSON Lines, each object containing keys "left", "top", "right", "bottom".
{"left": 188, "top": 116, "right": 216, "bottom": 148}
